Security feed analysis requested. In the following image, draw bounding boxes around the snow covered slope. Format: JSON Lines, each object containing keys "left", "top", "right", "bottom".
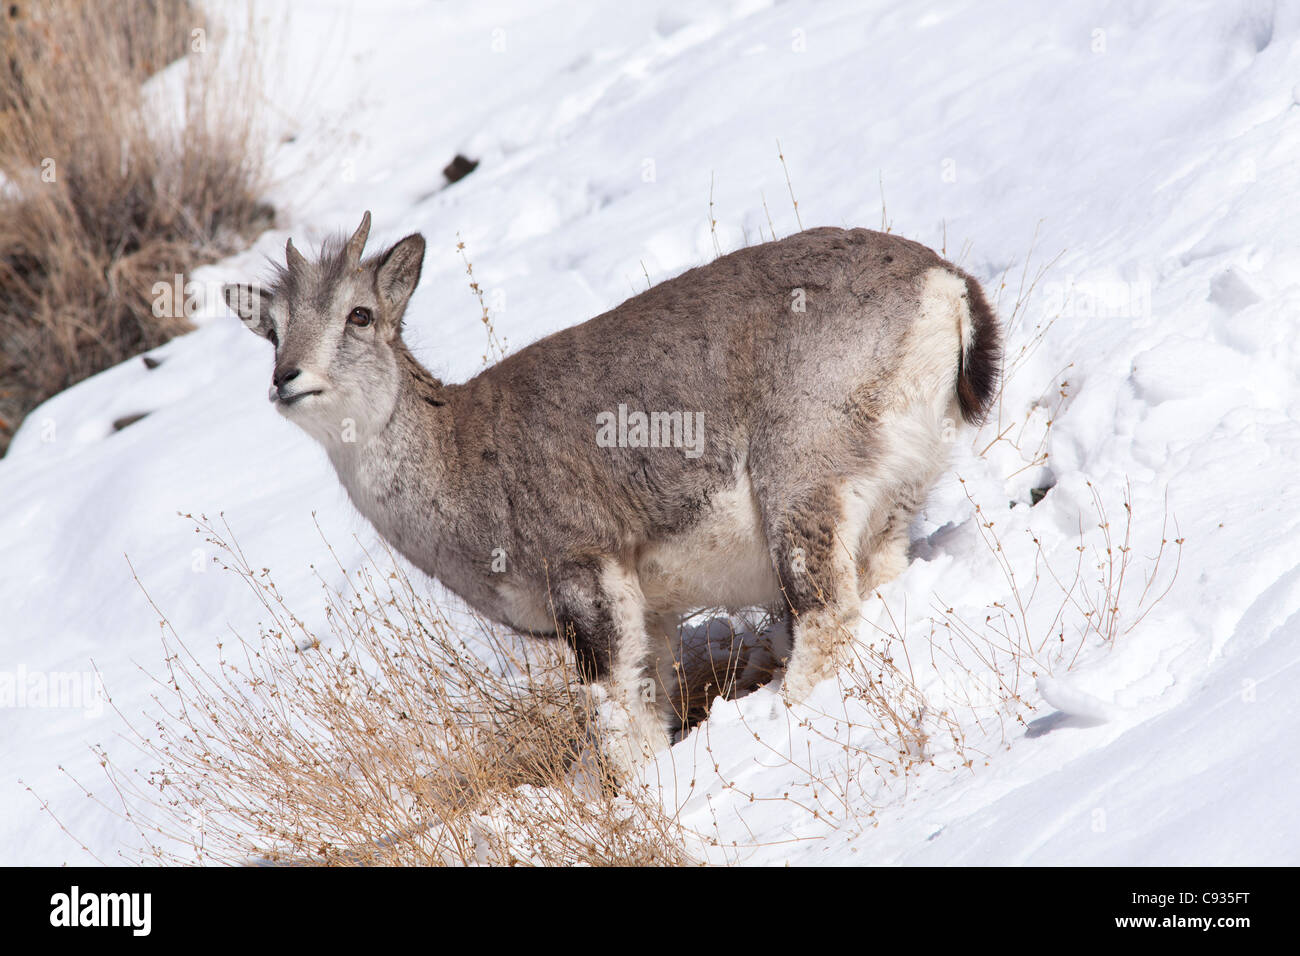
{"left": 2, "top": 0, "right": 1298, "bottom": 864}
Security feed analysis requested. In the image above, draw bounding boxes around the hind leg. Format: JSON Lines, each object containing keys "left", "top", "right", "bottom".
{"left": 764, "top": 482, "right": 865, "bottom": 702}
{"left": 856, "top": 487, "right": 925, "bottom": 599}
{"left": 853, "top": 403, "right": 952, "bottom": 599}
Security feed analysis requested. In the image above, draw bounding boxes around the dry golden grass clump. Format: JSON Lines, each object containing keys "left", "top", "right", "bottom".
{"left": 60, "top": 517, "right": 694, "bottom": 866}
{"left": 0, "top": 0, "right": 271, "bottom": 453}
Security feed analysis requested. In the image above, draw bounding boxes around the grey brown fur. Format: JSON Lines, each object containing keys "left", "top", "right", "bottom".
{"left": 224, "top": 214, "right": 1000, "bottom": 773}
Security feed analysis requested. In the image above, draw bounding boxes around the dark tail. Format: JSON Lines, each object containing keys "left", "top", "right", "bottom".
{"left": 955, "top": 272, "right": 1002, "bottom": 425}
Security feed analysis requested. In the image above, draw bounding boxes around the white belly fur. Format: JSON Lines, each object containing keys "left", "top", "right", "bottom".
{"left": 636, "top": 471, "right": 779, "bottom": 614}
{"left": 493, "top": 473, "right": 780, "bottom": 632}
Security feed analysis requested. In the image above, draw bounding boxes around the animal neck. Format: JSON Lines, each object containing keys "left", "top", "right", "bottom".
{"left": 324, "top": 341, "right": 454, "bottom": 533}
{"left": 393, "top": 339, "right": 451, "bottom": 413}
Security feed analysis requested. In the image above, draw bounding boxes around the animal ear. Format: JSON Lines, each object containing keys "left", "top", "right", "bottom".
{"left": 223, "top": 283, "right": 275, "bottom": 338}
{"left": 376, "top": 233, "right": 425, "bottom": 310}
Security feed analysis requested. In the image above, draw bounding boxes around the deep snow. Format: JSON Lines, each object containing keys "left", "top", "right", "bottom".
{"left": 2, "top": 0, "right": 1298, "bottom": 864}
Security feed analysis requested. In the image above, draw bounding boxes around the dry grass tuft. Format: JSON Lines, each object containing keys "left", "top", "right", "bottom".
{"left": 0, "top": 0, "right": 272, "bottom": 452}
{"left": 50, "top": 516, "right": 692, "bottom": 866}
{"left": 931, "top": 479, "right": 1183, "bottom": 701}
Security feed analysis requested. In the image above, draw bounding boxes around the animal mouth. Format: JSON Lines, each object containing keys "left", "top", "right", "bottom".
{"left": 273, "top": 388, "right": 324, "bottom": 406}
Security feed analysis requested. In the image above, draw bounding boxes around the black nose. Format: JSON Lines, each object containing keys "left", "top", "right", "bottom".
{"left": 272, "top": 366, "right": 301, "bottom": 388}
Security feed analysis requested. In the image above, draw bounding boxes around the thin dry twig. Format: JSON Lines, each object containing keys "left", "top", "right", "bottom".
{"left": 776, "top": 139, "right": 804, "bottom": 232}
{"left": 456, "top": 234, "right": 509, "bottom": 367}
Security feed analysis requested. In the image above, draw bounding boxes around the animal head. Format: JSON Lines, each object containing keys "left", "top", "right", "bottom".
{"left": 223, "top": 211, "right": 425, "bottom": 447}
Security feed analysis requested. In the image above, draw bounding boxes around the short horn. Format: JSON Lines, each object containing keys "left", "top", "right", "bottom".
{"left": 286, "top": 237, "right": 307, "bottom": 271}
{"left": 346, "top": 210, "right": 372, "bottom": 263}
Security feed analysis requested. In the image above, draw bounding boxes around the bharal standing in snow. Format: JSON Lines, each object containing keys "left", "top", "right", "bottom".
{"left": 224, "top": 212, "right": 1000, "bottom": 775}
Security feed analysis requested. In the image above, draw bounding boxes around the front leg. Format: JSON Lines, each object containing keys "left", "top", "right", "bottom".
{"left": 552, "top": 559, "right": 671, "bottom": 779}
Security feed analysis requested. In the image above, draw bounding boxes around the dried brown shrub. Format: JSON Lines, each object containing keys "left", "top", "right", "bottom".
{"left": 0, "top": 0, "right": 271, "bottom": 452}
{"left": 48, "top": 517, "right": 694, "bottom": 866}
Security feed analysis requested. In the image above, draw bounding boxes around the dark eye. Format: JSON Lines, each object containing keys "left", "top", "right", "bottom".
{"left": 267, "top": 327, "right": 279, "bottom": 347}
{"left": 348, "top": 306, "right": 373, "bottom": 327}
